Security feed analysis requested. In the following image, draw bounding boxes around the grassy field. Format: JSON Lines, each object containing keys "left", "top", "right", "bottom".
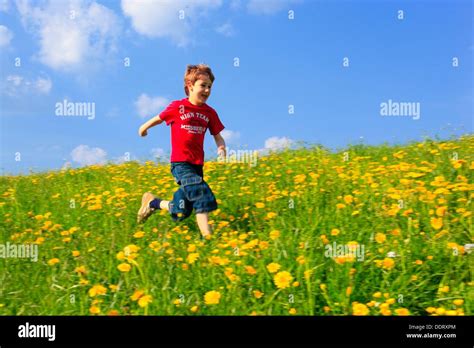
{"left": 0, "top": 136, "right": 472, "bottom": 316}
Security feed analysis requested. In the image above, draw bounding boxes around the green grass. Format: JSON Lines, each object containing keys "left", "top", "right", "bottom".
{"left": 0, "top": 135, "right": 472, "bottom": 316}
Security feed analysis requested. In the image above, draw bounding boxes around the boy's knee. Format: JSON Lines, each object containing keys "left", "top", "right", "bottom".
{"left": 169, "top": 188, "right": 193, "bottom": 221}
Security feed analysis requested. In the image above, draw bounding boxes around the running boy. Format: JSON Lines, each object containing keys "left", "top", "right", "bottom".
{"left": 137, "top": 64, "right": 226, "bottom": 238}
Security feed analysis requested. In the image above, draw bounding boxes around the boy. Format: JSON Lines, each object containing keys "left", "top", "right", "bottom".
{"left": 137, "top": 64, "right": 226, "bottom": 238}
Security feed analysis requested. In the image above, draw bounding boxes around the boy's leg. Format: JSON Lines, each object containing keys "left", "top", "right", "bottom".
{"left": 196, "top": 212, "right": 212, "bottom": 237}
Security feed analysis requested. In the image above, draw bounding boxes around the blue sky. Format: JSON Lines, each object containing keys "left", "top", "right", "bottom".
{"left": 0, "top": 0, "right": 472, "bottom": 175}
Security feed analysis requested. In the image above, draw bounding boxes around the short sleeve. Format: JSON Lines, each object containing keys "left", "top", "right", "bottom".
{"left": 208, "top": 110, "right": 225, "bottom": 135}
{"left": 159, "top": 101, "right": 178, "bottom": 125}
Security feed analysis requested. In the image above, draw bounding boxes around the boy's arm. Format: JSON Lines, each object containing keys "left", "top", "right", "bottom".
{"left": 139, "top": 115, "right": 164, "bottom": 137}
{"left": 213, "top": 133, "right": 226, "bottom": 158}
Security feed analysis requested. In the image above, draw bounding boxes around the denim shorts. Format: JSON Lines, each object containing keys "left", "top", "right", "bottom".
{"left": 169, "top": 162, "right": 218, "bottom": 221}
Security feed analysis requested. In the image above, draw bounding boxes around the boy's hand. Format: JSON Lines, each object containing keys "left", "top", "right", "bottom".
{"left": 139, "top": 125, "right": 148, "bottom": 137}
{"left": 217, "top": 146, "right": 226, "bottom": 160}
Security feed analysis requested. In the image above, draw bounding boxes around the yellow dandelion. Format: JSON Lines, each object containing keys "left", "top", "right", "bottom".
{"left": 266, "top": 262, "right": 281, "bottom": 273}
{"left": 133, "top": 231, "right": 145, "bottom": 238}
{"left": 117, "top": 263, "right": 131, "bottom": 272}
{"left": 343, "top": 195, "right": 354, "bottom": 204}
{"left": 382, "top": 258, "right": 395, "bottom": 270}
{"left": 430, "top": 217, "right": 443, "bottom": 230}
{"left": 296, "top": 255, "right": 305, "bottom": 265}
{"left": 375, "top": 233, "right": 386, "bottom": 244}
{"left": 274, "top": 271, "right": 293, "bottom": 289}
{"left": 187, "top": 253, "right": 200, "bottom": 264}
{"left": 89, "top": 306, "right": 101, "bottom": 314}
{"left": 47, "top": 258, "right": 60, "bottom": 266}
{"left": 138, "top": 295, "right": 153, "bottom": 308}
{"left": 245, "top": 265, "right": 257, "bottom": 275}
{"left": 269, "top": 230, "right": 280, "bottom": 240}
{"left": 439, "top": 286, "right": 449, "bottom": 293}
{"left": 253, "top": 290, "right": 264, "bottom": 299}
{"left": 131, "top": 290, "right": 144, "bottom": 301}
{"left": 74, "top": 265, "right": 87, "bottom": 274}
{"left": 88, "top": 285, "right": 107, "bottom": 297}
{"left": 352, "top": 303, "right": 369, "bottom": 316}
{"left": 204, "top": 290, "right": 221, "bottom": 305}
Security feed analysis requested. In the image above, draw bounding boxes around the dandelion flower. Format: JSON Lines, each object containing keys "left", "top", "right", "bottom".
{"left": 88, "top": 285, "right": 107, "bottom": 297}
{"left": 375, "top": 233, "right": 386, "bottom": 244}
{"left": 117, "top": 263, "right": 131, "bottom": 272}
{"left": 47, "top": 258, "right": 60, "bottom": 266}
{"left": 269, "top": 230, "right": 280, "bottom": 240}
{"left": 187, "top": 253, "right": 199, "bottom": 264}
{"left": 274, "top": 271, "right": 293, "bottom": 289}
{"left": 131, "top": 290, "right": 144, "bottom": 301}
{"left": 430, "top": 217, "right": 443, "bottom": 230}
{"left": 266, "top": 263, "right": 281, "bottom": 273}
{"left": 133, "top": 231, "right": 145, "bottom": 238}
{"left": 89, "top": 306, "right": 101, "bottom": 314}
{"left": 204, "top": 290, "right": 221, "bottom": 305}
{"left": 352, "top": 303, "right": 369, "bottom": 316}
{"left": 138, "top": 295, "right": 153, "bottom": 308}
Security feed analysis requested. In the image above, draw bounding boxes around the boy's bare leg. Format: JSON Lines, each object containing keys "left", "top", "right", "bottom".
{"left": 196, "top": 212, "right": 212, "bottom": 237}
{"left": 160, "top": 200, "right": 170, "bottom": 211}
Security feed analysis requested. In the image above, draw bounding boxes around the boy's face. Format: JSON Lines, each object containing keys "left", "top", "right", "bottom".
{"left": 188, "top": 75, "right": 212, "bottom": 105}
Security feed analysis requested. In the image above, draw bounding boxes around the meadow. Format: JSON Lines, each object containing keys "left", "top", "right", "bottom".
{"left": 0, "top": 135, "right": 472, "bottom": 316}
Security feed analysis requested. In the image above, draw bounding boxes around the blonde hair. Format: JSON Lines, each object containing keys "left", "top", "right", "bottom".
{"left": 184, "top": 64, "right": 215, "bottom": 96}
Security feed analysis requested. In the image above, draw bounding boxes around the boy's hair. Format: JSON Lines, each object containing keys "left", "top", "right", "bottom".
{"left": 184, "top": 64, "right": 215, "bottom": 96}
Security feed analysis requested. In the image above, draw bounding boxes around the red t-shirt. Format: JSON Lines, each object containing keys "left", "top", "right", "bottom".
{"left": 159, "top": 98, "right": 225, "bottom": 165}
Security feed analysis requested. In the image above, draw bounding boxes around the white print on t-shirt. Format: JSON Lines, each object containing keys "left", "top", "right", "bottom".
{"left": 181, "top": 124, "right": 206, "bottom": 134}
{"left": 179, "top": 112, "right": 209, "bottom": 123}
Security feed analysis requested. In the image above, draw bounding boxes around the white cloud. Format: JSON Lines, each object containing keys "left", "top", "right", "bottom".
{"left": 135, "top": 93, "right": 168, "bottom": 118}
{"left": 0, "top": 0, "right": 9, "bottom": 12}
{"left": 16, "top": 0, "right": 121, "bottom": 71}
{"left": 70, "top": 145, "right": 107, "bottom": 166}
{"left": 151, "top": 147, "right": 166, "bottom": 158}
{"left": 215, "top": 22, "right": 235, "bottom": 37}
{"left": 247, "top": 0, "right": 300, "bottom": 15}
{"left": 35, "top": 77, "right": 52, "bottom": 94}
{"left": 229, "top": 0, "right": 242, "bottom": 11}
{"left": 264, "top": 136, "right": 293, "bottom": 151}
{"left": 121, "top": 0, "right": 222, "bottom": 46}
{"left": 0, "top": 25, "right": 13, "bottom": 47}
{"left": 221, "top": 129, "right": 240, "bottom": 144}
{"left": 7, "top": 75, "right": 22, "bottom": 86}
{"left": 3, "top": 74, "right": 52, "bottom": 96}
{"left": 61, "top": 161, "right": 72, "bottom": 171}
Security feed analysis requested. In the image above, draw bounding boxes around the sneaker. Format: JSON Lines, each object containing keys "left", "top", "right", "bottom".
{"left": 137, "top": 192, "right": 157, "bottom": 224}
